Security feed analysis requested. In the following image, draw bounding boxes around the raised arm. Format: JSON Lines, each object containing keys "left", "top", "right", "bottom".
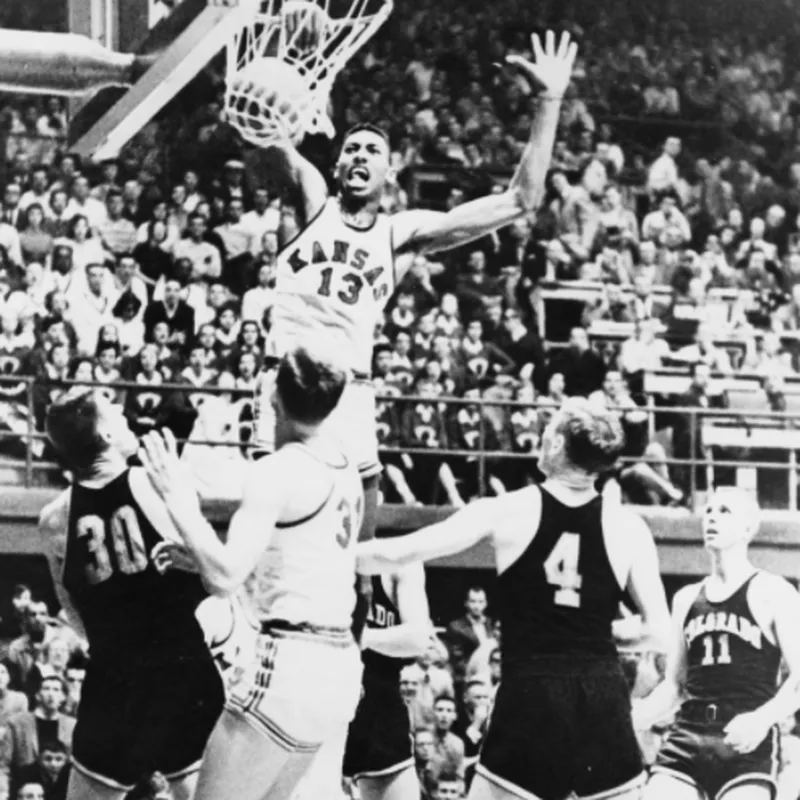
{"left": 362, "top": 564, "right": 436, "bottom": 658}
{"left": 38, "top": 490, "right": 86, "bottom": 639}
{"left": 250, "top": 144, "right": 329, "bottom": 230}
{"left": 140, "top": 430, "right": 284, "bottom": 596}
{"left": 392, "top": 31, "right": 577, "bottom": 269}
{"left": 356, "top": 496, "right": 502, "bottom": 574}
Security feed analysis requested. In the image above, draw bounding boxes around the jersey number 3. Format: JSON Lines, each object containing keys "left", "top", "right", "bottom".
{"left": 544, "top": 533, "right": 583, "bottom": 608}
{"left": 77, "top": 506, "right": 148, "bottom": 584}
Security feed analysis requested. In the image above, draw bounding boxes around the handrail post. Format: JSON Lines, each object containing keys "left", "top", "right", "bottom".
{"left": 689, "top": 406, "right": 697, "bottom": 511}
{"left": 478, "top": 401, "right": 487, "bottom": 498}
{"left": 25, "top": 377, "right": 34, "bottom": 489}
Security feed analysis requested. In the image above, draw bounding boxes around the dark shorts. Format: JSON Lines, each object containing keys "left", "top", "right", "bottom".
{"left": 343, "top": 671, "right": 413, "bottom": 780}
{"left": 653, "top": 719, "right": 780, "bottom": 799}
{"left": 72, "top": 651, "right": 224, "bottom": 791}
{"left": 477, "top": 659, "right": 644, "bottom": 800}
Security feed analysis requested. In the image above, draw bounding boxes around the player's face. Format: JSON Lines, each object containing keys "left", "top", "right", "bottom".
{"left": 336, "top": 131, "right": 391, "bottom": 200}
{"left": 95, "top": 394, "right": 138, "bottom": 459}
{"left": 702, "top": 492, "right": 754, "bottom": 551}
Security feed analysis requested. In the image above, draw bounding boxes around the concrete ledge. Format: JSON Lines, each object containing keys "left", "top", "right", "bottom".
{"left": 0, "top": 490, "right": 798, "bottom": 576}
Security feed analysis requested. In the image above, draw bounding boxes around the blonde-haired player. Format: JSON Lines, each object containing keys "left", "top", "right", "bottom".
{"left": 140, "top": 344, "right": 364, "bottom": 800}
{"left": 250, "top": 29, "right": 579, "bottom": 638}
{"left": 637, "top": 488, "right": 800, "bottom": 800}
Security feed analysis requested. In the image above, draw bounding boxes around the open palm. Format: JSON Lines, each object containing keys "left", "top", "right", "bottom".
{"left": 506, "top": 30, "right": 578, "bottom": 98}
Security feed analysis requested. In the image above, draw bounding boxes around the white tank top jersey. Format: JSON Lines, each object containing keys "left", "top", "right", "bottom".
{"left": 253, "top": 443, "right": 364, "bottom": 629}
{"left": 268, "top": 197, "right": 396, "bottom": 374}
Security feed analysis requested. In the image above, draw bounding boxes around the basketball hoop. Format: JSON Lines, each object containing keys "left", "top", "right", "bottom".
{"left": 225, "top": 0, "right": 393, "bottom": 147}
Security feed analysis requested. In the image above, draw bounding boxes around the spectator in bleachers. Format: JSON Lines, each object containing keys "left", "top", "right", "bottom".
{"left": 11, "top": 740, "right": 69, "bottom": 800}
{"left": 143, "top": 276, "right": 194, "bottom": 350}
{"left": 43, "top": 191, "right": 69, "bottom": 240}
{"left": 496, "top": 306, "right": 544, "bottom": 382}
{"left": 413, "top": 726, "right": 439, "bottom": 800}
{"left": 647, "top": 137, "right": 681, "bottom": 198}
{"left": 642, "top": 192, "right": 692, "bottom": 248}
{"left": 6, "top": 603, "right": 61, "bottom": 690}
{"left": 0, "top": 665, "right": 26, "bottom": 726}
{"left": 95, "top": 190, "right": 137, "bottom": 259}
{"left": 173, "top": 213, "right": 222, "bottom": 283}
{"left": 549, "top": 169, "right": 599, "bottom": 262}
{"left": 547, "top": 326, "right": 606, "bottom": 397}
{"left": 671, "top": 361, "right": 730, "bottom": 496}
{"left": 430, "top": 696, "right": 465, "bottom": 781}
{"left": 124, "top": 344, "right": 170, "bottom": 436}
{"left": 6, "top": 677, "right": 74, "bottom": 779}
{"left": 111, "top": 291, "right": 145, "bottom": 357}
{"left": 445, "top": 587, "right": 492, "bottom": 689}
{"left": 674, "top": 321, "right": 734, "bottom": 373}
{"left": 133, "top": 221, "right": 174, "bottom": 291}
{"left": 453, "top": 678, "right": 492, "bottom": 787}
{"left": 62, "top": 654, "right": 85, "bottom": 721}
{"left": 64, "top": 176, "right": 106, "bottom": 231}
{"left": 19, "top": 169, "right": 50, "bottom": 218}
{"left": 63, "top": 216, "right": 111, "bottom": 276}
{"left": 68, "top": 264, "right": 116, "bottom": 357}
{"left": 18, "top": 207, "right": 52, "bottom": 267}
{"left": 582, "top": 282, "right": 636, "bottom": 326}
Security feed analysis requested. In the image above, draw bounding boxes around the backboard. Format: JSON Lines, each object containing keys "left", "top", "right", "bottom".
{"left": 0, "top": 0, "right": 258, "bottom": 161}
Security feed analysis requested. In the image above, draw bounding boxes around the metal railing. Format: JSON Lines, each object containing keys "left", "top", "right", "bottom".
{"left": 3, "top": 373, "right": 800, "bottom": 510}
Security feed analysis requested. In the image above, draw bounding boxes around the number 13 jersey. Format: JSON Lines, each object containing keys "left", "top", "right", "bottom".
{"left": 682, "top": 574, "right": 781, "bottom": 712}
{"left": 496, "top": 486, "right": 623, "bottom": 669}
{"left": 269, "top": 198, "right": 395, "bottom": 375}
{"left": 63, "top": 469, "right": 208, "bottom": 663}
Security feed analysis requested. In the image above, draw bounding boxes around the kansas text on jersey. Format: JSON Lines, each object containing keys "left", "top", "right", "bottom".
{"left": 270, "top": 198, "right": 395, "bottom": 374}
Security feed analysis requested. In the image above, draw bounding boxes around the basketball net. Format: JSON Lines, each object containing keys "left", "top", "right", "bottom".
{"left": 225, "top": 0, "right": 393, "bottom": 146}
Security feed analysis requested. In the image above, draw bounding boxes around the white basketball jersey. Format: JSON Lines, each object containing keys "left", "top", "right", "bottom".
{"left": 253, "top": 443, "right": 364, "bottom": 629}
{"left": 268, "top": 197, "right": 395, "bottom": 374}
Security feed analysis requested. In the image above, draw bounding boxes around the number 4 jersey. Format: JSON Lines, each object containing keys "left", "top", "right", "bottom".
{"left": 495, "top": 485, "right": 624, "bottom": 667}
{"left": 681, "top": 573, "right": 781, "bottom": 712}
{"left": 268, "top": 197, "right": 395, "bottom": 375}
{"left": 63, "top": 469, "right": 209, "bottom": 663}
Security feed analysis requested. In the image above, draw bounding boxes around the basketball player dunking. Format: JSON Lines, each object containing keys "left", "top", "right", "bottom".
{"left": 636, "top": 488, "right": 800, "bottom": 800}
{"left": 356, "top": 398, "right": 672, "bottom": 800}
{"left": 39, "top": 391, "right": 224, "bottom": 800}
{"left": 251, "top": 29, "right": 578, "bottom": 634}
{"left": 139, "top": 345, "right": 366, "bottom": 800}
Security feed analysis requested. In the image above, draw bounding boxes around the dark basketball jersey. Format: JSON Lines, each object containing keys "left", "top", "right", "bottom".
{"left": 63, "top": 470, "right": 208, "bottom": 664}
{"left": 495, "top": 486, "right": 623, "bottom": 667}
{"left": 682, "top": 573, "right": 781, "bottom": 713}
{"left": 362, "top": 574, "right": 413, "bottom": 681}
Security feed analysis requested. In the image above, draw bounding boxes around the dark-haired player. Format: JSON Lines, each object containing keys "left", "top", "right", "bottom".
{"left": 38, "top": 391, "right": 223, "bottom": 800}
{"left": 250, "top": 31, "right": 579, "bottom": 635}
{"left": 637, "top": 487, "right": 800, "bottom": 800}
{"left": 357, "top": 398, "right": 671, "bottom": 800}
{"left": 138, "top": 344, "right": 364, "bottom": 800}
{"left": 343, "top": 558, "right": 433, "bottom": 800}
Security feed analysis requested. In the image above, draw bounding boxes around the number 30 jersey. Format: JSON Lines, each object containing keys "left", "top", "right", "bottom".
{"left": 682, "top": 573, "right": 781, "bottom": 713}
{"left": 269, "top": 197, "right": 395, "bottom": 375}
{"left": 495, "top": 485, "right": 623, "bottom": 668}
{"left": 252, "top": 442, "right": 364, "bottom": 629}
{"left": 63, "top": 469, "right": 208, "bottom": 663}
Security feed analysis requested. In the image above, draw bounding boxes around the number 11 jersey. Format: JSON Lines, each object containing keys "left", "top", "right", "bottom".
{"left": 682, "top": 573, "right": 782, "bottom": 712}
{"left": 269, "top": 197, "right": 395, "bottom": 375}
{"left": 495, "top": 485, "right": 624, "bottom": 668}
{"left": 63, "top": 469, "right": 208, "bottom": 664}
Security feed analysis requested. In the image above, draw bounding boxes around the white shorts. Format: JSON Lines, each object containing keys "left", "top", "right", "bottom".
{"left": 226, "top": 624, "right": 363, "bottom": 752}
{"left": 254, "top": 368, "right": 380, "bottom": 478}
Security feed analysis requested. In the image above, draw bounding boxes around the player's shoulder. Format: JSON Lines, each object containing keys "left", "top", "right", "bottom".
{"left": 672, "top": 581, "right": 705, "bottom": 616}
{"left": 38, "top": 489, "right": 71, "bottom": 532}
{"left": 749, "top": 569, "right": 799, "bottom": 608}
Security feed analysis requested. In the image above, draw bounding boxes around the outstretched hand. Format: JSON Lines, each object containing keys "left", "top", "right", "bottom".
{"left": 152, "top": 541, "right": 200, "bottom": 576}
{"left": 139, "top": 428, "right": 196, "bottom": 504}
{"left": 506, "top": 31, "right": 578, "bottom": 99}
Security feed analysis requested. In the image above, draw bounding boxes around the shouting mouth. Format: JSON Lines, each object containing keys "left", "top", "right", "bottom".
{"left": 347, "top": 165, "right": 370, "bottom": 186}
